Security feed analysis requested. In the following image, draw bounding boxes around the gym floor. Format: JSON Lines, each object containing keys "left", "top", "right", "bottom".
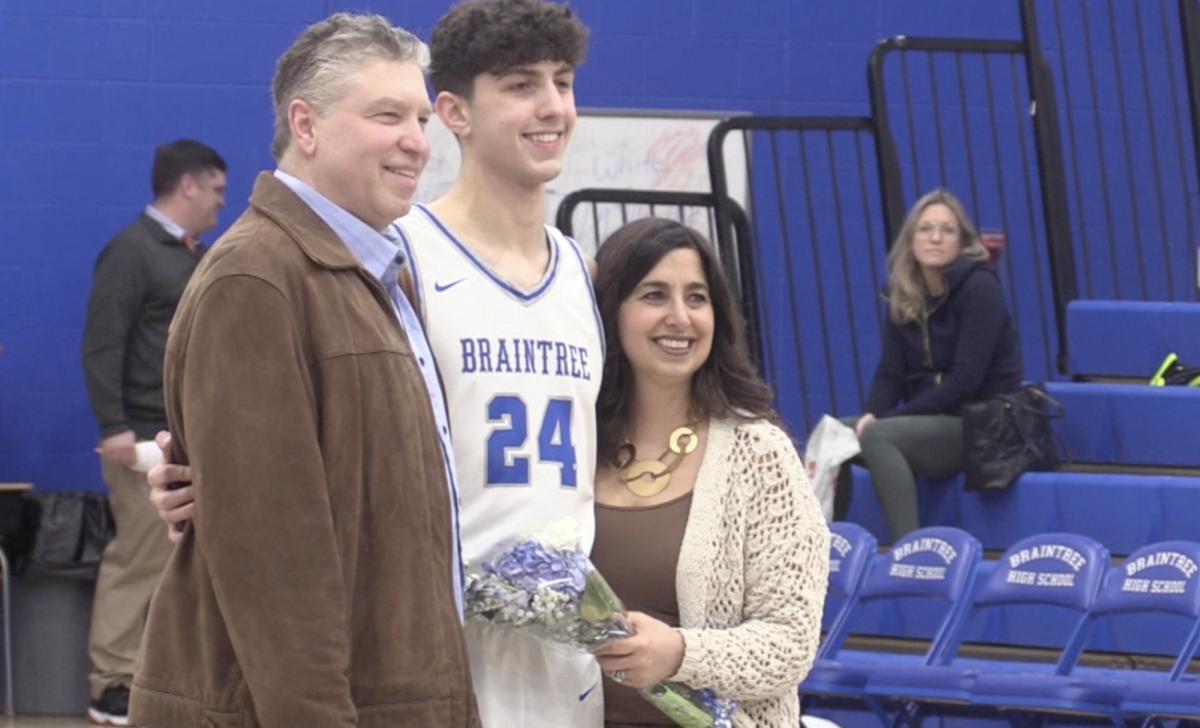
{"left": 3, "top": 718, "right": 91, "bottom": 727}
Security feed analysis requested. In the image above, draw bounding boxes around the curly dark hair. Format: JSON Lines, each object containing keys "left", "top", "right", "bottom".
{"left": 593, "top": 218, "right": 779, "bottom": 467}
{"left": 430, "top": 0, "right": 589, "bottom": 97}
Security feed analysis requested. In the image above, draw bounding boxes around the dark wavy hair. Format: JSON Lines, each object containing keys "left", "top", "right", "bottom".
{"left": 593, "top": 218, "right": 778, "bottom": 467}
{"left": 430, "top": 0, "right": 589, "bottom": 98}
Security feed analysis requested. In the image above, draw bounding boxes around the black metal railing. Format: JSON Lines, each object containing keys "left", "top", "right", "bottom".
{"left": 563, "top": 3, "right": 1200, "bottom": 432}
{"left": 1021, "top": 0, "right": 1200, "bottom": 303}
{"left": 1184, "top": 0, "right": 1200, "bottom": 208}
{"left": 707, "top": 116, "right": 889, "bottom": 434}
{"left": 555, "top": 188, "right": 725, "bottom": 251}
{"left": 554, "top": 187, "right": 758, "bottom": 359}
{"left": 868, "top": 35, "right": 1069, "bottom": 381}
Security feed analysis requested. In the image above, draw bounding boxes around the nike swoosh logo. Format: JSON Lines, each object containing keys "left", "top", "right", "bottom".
{"left": 434, "top": 278, "right": 467, "bottom": 292}
{"left": 579, "top": 682, "right": 598, "bottom": 701}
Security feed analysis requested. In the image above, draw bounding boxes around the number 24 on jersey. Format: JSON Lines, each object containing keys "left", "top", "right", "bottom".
{"left": 486, "top": 395, "right": 576, "bottom": 487}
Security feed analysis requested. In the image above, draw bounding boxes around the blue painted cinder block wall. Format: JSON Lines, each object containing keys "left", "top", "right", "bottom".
{"left": 0, "top": 1, "right": 1038, "bottom": 492}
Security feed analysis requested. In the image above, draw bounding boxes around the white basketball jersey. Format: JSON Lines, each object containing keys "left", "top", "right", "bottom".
{"left": 398, "top": 206, "right": 605, "bottom": 728}
{"left": 397, "top": 204, "right": 603, "bottom": 566}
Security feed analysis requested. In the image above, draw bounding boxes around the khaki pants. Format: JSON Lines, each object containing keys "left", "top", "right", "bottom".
{"left": 88, "top": 457, "right": 174, "bottom": 698}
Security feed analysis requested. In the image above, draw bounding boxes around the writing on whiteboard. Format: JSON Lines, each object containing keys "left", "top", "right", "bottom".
{"left": 415, "top": 110, "right": 748, "bottom": 254}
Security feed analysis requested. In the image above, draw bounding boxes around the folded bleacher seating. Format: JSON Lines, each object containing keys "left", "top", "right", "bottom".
{"left": 1044, "top": 382, "right": 1200, "bottom": 469}
{"left": 1067, "top": 300, "right": 1200, "bottom": 380}
{"left": 847, "top": 467, "right": 1200, "bottom": 548}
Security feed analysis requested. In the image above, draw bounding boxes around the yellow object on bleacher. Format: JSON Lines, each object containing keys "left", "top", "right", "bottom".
{"left": 1149, "top": 352, "right": 1200, "bottom": 386}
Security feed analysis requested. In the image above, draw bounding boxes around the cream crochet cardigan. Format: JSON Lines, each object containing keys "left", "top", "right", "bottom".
{"left": 671, "top": 417, "right": 830, "bottom": 728}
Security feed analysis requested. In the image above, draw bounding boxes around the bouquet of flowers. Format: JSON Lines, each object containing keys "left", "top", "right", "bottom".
{"left": 464, "top": 520, "right": 737, "bottom": 728}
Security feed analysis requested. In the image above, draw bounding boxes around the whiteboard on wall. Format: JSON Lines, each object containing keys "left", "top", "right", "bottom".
{"left": 414, "top": 108, "right": 749, "bottom": 254}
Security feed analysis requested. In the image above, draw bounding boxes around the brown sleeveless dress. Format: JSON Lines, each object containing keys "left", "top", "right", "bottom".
{"left": 591, "top": 492, "right": 693, "bottom": 728}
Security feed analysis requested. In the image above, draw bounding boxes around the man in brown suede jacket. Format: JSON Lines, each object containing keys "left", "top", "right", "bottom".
{"left": 128, "top": 14, "right": 478, "bottom": 728}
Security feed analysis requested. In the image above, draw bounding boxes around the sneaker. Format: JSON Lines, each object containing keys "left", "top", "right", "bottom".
{"left": 87, "top": 685, "right": 130, "bottom": 726}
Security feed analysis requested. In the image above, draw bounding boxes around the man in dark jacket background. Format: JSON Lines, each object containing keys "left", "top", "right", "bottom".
{"left": 79, "top": 138, "right": 227, "bottom": 726}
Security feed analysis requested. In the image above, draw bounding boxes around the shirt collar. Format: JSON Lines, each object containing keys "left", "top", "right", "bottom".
{"left": 272, "top": 169, "right": 401, "bottom": 281}
{"left": 143, "top": 205, "right": 186, "bottom": 240}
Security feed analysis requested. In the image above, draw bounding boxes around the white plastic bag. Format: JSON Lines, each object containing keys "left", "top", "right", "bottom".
{"left": 801, "top": 715, "right": 844, "bottom": 728}
{"left": 803, "top": 415, "right": 861, "bottom": 522}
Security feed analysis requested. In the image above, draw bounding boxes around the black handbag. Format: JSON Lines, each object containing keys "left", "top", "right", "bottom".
{"left": 961, "top": 383, "right": 1065, "bottom": 492}
{"left": 3, "top": 490, "right": 114, "bottom": 577}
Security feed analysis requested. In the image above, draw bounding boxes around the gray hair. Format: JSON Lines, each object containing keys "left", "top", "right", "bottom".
{"left": 271, "top": 13, "right": 430, "bottom": 160}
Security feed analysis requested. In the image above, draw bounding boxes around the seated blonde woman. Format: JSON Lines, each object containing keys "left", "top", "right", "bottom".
{"left": 836, "top": 188, "right": 1022, "bottom": 542}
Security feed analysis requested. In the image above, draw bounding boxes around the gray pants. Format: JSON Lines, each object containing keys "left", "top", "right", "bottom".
{"left": 836, "top": 414, "right": 964, "bottom": 543}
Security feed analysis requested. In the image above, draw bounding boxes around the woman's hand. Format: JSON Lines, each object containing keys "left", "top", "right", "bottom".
{"left": 147, "top": 431, "right": 195, "bottom": 543}
{"left": 593, "top": 611, "right": 686, "bottom": 689}
{"left": 855, "top": 413, "right": 877, "bottom": 437}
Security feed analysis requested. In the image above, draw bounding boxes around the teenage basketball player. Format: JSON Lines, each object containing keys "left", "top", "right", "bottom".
{"left": 395, "top": 1, "right": 603, "bottom": 726}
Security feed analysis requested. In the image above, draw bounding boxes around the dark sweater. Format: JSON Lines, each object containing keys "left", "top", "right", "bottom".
{"left": 81, "top": 213, "right": 205, "bottom": 439}
{"left": 863, "top": 257, "right": 1023, "bottom": 418}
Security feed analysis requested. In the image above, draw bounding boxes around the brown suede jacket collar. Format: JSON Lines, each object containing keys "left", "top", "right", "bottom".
{"left": 248, "top": 170, "right": 367, "bottom": 273}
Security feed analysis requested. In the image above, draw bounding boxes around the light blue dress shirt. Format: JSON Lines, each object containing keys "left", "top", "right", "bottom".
{"left": 273, "top": 170, "right": 464, "bottom": 617}
{"left": 143, "top": 204, "right": 187, "bottom": 241}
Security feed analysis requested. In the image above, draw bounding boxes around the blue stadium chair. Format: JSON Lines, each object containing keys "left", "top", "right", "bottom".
{"left": 1111, "top": 542, "right": 1200, "bottom": 728}
{"left": 962, "top": 540, "right": 1200, "bottom": 728}
{"left": 1121, "top": 679, "right": 1200, "bottom": 728}
{"left": 819, "top": 522, "right": 878, "bottom": 660}
{"left": 800, "top": 527, "right": 981, "bottom": 725}
{"left": 960, "top": 533, "right": 1115, "bottom": 727}
{"left": 862, "top": 533, "right": 1108, "bottom": 728}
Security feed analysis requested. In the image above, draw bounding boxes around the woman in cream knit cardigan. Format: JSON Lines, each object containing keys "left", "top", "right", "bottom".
{"left": 589, "top": 218, "right": 831, "bottom": 728}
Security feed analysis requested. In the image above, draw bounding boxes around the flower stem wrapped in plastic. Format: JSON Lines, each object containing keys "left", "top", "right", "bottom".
{"left": 641, "top": 682, "right": 738, "bottom": 728}
{"left": 463, "top": 519, "right": 736, "bottom": 728}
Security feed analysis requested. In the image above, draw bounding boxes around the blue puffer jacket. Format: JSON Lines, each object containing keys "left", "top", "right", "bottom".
{"left": 862, "top": 256, "right": 1023, "bottom": 417}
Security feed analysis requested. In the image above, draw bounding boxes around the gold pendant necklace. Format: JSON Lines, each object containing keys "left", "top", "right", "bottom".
{"left": 615, "top": 425, "right": 700, "bottom": 498}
